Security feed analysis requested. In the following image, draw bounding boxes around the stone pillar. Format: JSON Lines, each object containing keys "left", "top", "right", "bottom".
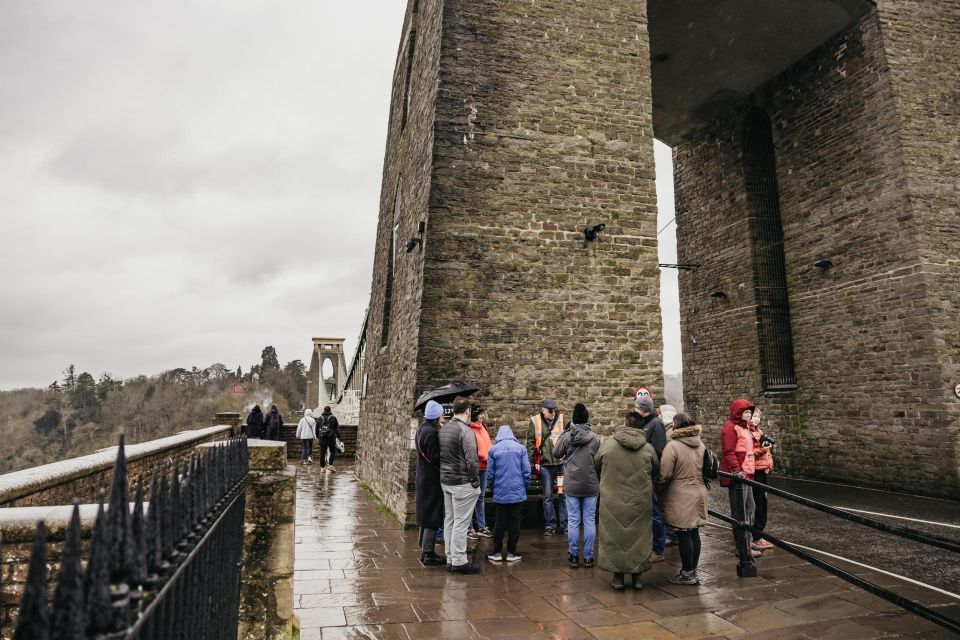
{"left": 234, "top": 440, "right": 298, "bottom": 640}
{"left": 214, "top": 411, "right": 243, "bottom": 437}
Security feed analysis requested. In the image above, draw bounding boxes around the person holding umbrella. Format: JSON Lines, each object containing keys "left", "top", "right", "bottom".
{"left": 439, "top": 396, "right": 481, "bottom": 574}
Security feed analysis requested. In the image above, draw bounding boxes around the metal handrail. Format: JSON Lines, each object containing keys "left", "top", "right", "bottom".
{"left": 718, "top": 471, "right": 960, "bottom": 553}
{"left": 717, "top": 471, "right": 960, "bottom": 635}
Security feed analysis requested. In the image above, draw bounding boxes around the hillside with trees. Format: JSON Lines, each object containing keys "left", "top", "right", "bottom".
{"left": 0, "top": 346, "right": 307, "bottom": 474}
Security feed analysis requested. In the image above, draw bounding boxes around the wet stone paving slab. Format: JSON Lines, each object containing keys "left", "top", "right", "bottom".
{"left": 294, "top": 464, "right": 957, "bottom": 639}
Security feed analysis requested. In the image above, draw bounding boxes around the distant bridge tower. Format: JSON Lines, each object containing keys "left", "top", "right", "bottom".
{"left": 306, "top": 338, "right": 347, "bottom": 409}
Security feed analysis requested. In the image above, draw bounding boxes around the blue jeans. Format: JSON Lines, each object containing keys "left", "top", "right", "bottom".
{"left": 565, "top": 495, "right": 598, "bottom": 559}
{"left": 473, "top": 470, "right": 487, "bottom": 529}
{"left": 300, "top": 439, "right": 312, "bottom": 462}
{"left": 652, "top": 489, "right": 666, "bottom": 555}
{"left": 541, "top": 465, "right": 567, "bottom": 531}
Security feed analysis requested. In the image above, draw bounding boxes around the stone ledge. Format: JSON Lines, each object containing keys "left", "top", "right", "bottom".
{"left": 0, "top": 425, "right": 232, "bottom": 505}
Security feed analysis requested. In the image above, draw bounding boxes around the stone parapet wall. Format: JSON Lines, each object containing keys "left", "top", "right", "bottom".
{"left": 674, "top": 9, "right": 959, "bottom": 494}
{"left": 0, "top": 426, "right": 232, "bottom": 508}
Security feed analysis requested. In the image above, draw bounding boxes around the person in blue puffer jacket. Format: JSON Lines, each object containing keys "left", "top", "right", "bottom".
{"left": 486, "top": 425, "right": 531, "bottom": 562}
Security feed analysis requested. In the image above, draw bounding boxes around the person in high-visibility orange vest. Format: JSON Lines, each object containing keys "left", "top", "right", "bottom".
{"left": 530, "top": 398, "right": 567, "bottom": 535}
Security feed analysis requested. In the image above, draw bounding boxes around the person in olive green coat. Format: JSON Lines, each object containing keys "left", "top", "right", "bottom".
{"left": 595, "top": 411, "right": 660, "bottom": 591}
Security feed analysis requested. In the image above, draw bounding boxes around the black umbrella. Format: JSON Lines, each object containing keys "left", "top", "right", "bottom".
{"left": 414, "top": 381, "right": 480, "bottom": 411}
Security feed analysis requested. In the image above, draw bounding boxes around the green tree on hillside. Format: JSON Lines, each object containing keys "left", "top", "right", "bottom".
{"left": 260, "top": 346, "right": 280, "bottom": 372}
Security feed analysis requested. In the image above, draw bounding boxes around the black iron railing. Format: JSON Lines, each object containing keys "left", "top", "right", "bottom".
{"left": 8, "top": 434, "right": 247, "bottom": 640}
{"left": 713, "top": 471, "right": 960, "bottom": 635}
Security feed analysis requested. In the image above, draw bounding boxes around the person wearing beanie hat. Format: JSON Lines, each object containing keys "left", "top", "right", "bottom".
{"left": 553, "top": 403, "right": 601, "bottom": 568}
{"left": 529, "top": 398, "right": 567, "bottom": 535}
{"left": 634, "top": 394, "right": 668, "bottom": 561}
{"left": 414, "top": 401, "right": 446, "bottom": 566}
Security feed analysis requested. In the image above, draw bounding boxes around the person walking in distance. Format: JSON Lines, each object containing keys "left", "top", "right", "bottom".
{"left": 634, "top": 396, "right": 667, "bottom": 561}
{"left": 415, "top": 401, "right": 446, "bottom": 566}
{"left": 485, "top": 425, "right": 531, "bottom": 563}
{"left": 553, "top": 403, "right": 601, "bottom": 569}
{"left": 296, "top": 409, "right": 317, "bottom": 465}
{"left": 659, "top": 412, "right": 709, "bottom": 585}
{"left": 595, "top": 412, "right": 659, "bottom": 591}
{"left": 265, "top": 404, "right": 284, "bottom": 441}
{"left": 316, "top": 406, "right": 340, "bottom": 472}
{"left": 530, "top": 399, "right": 567, "bottom": 536}
{"left": 749, "top": 408, "right": 775, "bottom": 551}
{"left": 245, "top": 404, "right": 264, "bottom": 439}
{"left": 439, "top": 396, "right": 481, "bottom": 574}
{"left": 721, "top": 399, "right": 759, "bottom": 567}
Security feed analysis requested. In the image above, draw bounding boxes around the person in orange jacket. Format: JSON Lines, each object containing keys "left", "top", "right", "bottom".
{"left": 468, "top": 405, "right": 494, "bottom": 539}
{"left": 749, "top": 408, "right": 774, "bottom": 550}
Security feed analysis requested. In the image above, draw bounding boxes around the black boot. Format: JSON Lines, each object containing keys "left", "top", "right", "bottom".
{"left": 611, "top": 572, "right": 625, "bottom": 591}
{"left": 421, "top": 552, "right": 446, "bottom": 566}
{"left": 568, "top": 554, "right": 579, "bottom": 569}
{"left": 631, "top": 573, "right": 643, "bottom": 590}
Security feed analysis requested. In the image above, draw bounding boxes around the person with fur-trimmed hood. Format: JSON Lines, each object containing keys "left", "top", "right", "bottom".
{"left": 721, "top": 398, "right": 758, "bottom": 565}
{"left": 659, "top": 412, "right": 709, "bottom": 585}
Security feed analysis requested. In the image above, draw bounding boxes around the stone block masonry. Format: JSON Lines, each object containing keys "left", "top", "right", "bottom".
{"left": 356, "top": 0, "right": 663, "bottom": 524}
{"left": 675, "top": 6, "right": 959, "bottom": 495}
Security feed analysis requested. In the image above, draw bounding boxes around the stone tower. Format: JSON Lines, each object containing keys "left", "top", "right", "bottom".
{"left": 306, "top": 338, "right": 347, "bottom": 410}
{"left": 357, "top": 0, "right": 959, "bottom": 520}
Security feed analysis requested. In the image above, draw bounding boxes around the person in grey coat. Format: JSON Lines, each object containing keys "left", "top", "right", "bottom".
{"left": 438, "top": 396, "right": 481, "bottom": 574}
{"left": 553, "top": 403, "right": 601, "bottom": 568}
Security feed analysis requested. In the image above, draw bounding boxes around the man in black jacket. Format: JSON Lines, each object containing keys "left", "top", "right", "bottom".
{"left": 265, "top": 404, "right": 284, "bottom": 441}
{"left": 439, "top": 396, "right": 481, "bottom": 574}
{"left": 316, "top": 406, "right": 340, "bottom": 471}
{"left": 635, "top": 396, "right": 667, "bottom": 560}
{"left": 245, "top": 405, "right": 264, "bottom": 439}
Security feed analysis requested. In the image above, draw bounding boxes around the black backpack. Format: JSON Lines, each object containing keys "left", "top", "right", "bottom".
{"left": 702, "top": 447, "right": 720, "bottom": 481}
{"left": 317, "top": 415, "right": 332, "bottom": 438}
{"left": 268, "top": 411, "right": 282, "bottom": 431}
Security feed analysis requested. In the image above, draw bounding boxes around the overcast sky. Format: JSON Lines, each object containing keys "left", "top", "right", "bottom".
{"left": 0, "top": 1, "right": 680, "bottom": 391}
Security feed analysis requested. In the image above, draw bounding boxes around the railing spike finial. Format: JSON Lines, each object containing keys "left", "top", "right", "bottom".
{"left": 107, "top": 434, "right": 132, "bottom": 584}
{"left": 12, "top": 521, "right": 50, "bottom": 640}
{"left": 51, "top": 503, "right": 84, "bottom": 640}
{"left": 131, "top": 475, "right": 148, "bottom": 586}
{"left": 84, "top": 493, "right": 112, "bottom": 635}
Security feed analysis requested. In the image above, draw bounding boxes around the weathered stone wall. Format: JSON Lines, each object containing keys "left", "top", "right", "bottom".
{"left": 0, "top": 426, "right": 233, "bottom": 508}
{"left": 675, "top": 9, "right": 959, "bottom": 494}
{"left": 874, "top": 0, "right": 960, "bottom": 480}
{"left": 358, "top": 0, "right": 663, "bottom": 524}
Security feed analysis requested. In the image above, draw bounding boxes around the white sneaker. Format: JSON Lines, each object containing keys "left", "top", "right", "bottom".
{"left": 307, "top": 456, "right": 313, "bottom": 463}
{"left": 487, "top": 553, "right": 503, "bottom": 562}
{"left": 506, "top": 553, "right": 522, "bottom": 562}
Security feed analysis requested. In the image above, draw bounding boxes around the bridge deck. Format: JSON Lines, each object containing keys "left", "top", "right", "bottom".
{"left": 293, "top": 463, "right": 955, "bottom": 639}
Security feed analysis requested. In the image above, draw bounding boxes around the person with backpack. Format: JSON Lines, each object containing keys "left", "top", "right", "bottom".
{"left": 296, "top": 409, "right": 317, "bottom": 465}
{"left": 552, "top": 403, "right": 601, "bottom": 569}
{"left": 659, "top": 412, "right": 709, "bottom": 585}
{"left": 485, "top": 424, "right": 531, "bottom": 563}
{"left": 245, "top": 405, "right": 264, "bottom": 439}
{"left": 265, "top": 404, "right": 284, "bottom": 441}
{"left": 415, "top": 401, "right": 446, "bottom": 566}
{"left": 316, "top": 406, "right": 340, "bottom": 472}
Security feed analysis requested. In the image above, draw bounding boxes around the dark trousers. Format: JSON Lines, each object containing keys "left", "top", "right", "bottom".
{"left": 418, "top": 526, "right": 438, "bottom": 555}
{"left": 752, "top": 470, "right": 768, "bottom": 540}
{"left": 492, "top": 503, "right": 522, "bottom": 554}
{"left": 728, "top": 483, "right": 755, "bottom": 566}
{"left": 677, "top": 528, "right": 702, "bottom": 572}
{"left": 319, "top": 437, "right": 337, "bottom": 467}
{"left": 266, "top": 425, "right": 281, "bottom": 441}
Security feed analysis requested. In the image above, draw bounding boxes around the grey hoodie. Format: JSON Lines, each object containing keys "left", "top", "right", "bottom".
{"left": 552, "top": 422, "right": 601, "bottom": 497}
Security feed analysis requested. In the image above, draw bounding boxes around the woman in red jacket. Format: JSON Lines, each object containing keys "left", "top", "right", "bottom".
{"left": 720, "top": 399, "right": 759, "bottom": 561}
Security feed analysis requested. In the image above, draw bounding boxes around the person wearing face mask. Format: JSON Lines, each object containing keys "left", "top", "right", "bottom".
{"left": 749, "top": 408, "right": 774, "bottom": 551}
{"left": 720, "top": 399, "right": 759, "bottom": 567}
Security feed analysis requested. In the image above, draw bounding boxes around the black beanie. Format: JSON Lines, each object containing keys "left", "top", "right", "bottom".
{"left": 572, "top": 403, "right": 589, "bottom": 424}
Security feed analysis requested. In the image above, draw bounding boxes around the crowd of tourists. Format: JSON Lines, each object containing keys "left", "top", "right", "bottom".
{"left": 414, "top": 391, "right": 775, "bottom": 590}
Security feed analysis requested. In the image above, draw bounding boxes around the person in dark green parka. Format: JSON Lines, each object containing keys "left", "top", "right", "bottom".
{"left": 595, "top": 411, "right": 660, "bottom": 591}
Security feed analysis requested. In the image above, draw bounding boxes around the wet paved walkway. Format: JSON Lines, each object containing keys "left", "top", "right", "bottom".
{"left": 295, "top": 463, "right": 957, "bottom": 639}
